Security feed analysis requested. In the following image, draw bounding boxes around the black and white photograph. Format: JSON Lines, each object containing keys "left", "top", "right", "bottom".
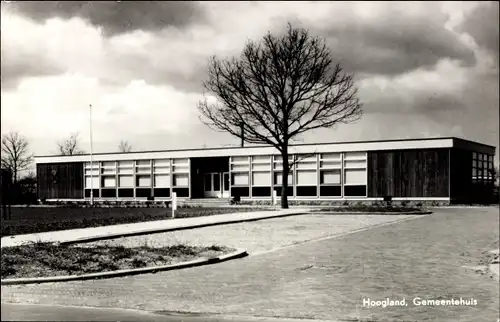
{"left": 1, "top": 1, "right": 499, "bottom": 321}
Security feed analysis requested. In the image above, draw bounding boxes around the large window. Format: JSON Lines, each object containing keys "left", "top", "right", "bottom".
{"left": 473, "top": 152, "right": 494, "bottom": 184}
{"left": 172, "top": 159, "right": 189, "bottom": 195}
{"left": 100, "top": 161, "right": 117, "bottom": 197}
{"left": 230, "top": 156, "right": 250, "bottom": 197}
{"left": 232, "top": 173, "right": 249, "bottom": 185}
{"left": 173, "top": 174, "right": 189, "bottom": 187}
{"left": 296, "top": 170, "right": 317, "bottom": 185}
{"left": 84, "top": 162, "right": 100, "bottom": 189}
{"left": 343, "top": 152, "right": 367, "bottom": 197}
{"left": 153, "top": 159, "right": 171, "bottom": 188}
{"left": 250, "top": 155, "right": 271, "bottom": 197}
{"left": 296, "top": 154, "right": 317, "bottom": 197}
{"left": 319, "top": 153, "right": 341, "bottom": 197}
{"left": 273, "top": 155, "right": 294, "bottom": 197}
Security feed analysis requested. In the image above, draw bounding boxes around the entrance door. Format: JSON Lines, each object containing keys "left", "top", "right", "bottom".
{"left": 203, "top": 172, "right": 229, "bottom": 198}
{"left": 204, "top": 172, "right": 221, "bottom": 198}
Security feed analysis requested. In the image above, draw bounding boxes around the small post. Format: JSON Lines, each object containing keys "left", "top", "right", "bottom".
{"left": 273, "top": 189, "right": 278, "bottom": 210}
{"left": 171, "top": 192, "right": 177, "bottom": 218}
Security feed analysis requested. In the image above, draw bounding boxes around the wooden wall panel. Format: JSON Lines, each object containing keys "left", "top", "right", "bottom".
{"left": 368, "top": 149, "right": 450, "bottom": 198}
{"left": 37, "top": 162, "right": 84, "bottom": 199}
{"left": 449, "top": 148, "right": 494, "bottom": 204}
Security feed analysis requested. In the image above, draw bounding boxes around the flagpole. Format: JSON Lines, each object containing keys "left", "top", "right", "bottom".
{"left": 89, "top": 104, "right": 94, "bottom": 206}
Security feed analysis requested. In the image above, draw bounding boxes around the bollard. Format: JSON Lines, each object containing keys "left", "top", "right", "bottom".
{"left": 171, "top": 192, "right": 177, "bottom": 218}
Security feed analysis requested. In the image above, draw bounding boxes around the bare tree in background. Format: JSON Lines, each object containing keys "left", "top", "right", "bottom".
{"left": 57, "top": 132, "right": 84, "bottom": 156}
{"left": 198, "top": 23, "right": 362, "bottom": 208}
{"left": 118, "top": 140, "right": 132, "bottom": 153}
{"left": 1, "top": 132, "right": 34, "bottom": 183}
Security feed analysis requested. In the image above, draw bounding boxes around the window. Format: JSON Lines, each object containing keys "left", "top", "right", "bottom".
{"left": 85, "top": 169, "right": 99, "bottom": 176}
{"left": 154, "top": 174, "right": 170, "bottom": 187}
{"left": 252, "top": 163, "right": 270, "bottom": 171}
{"left": 172, "top": 158, "right": 189, "bottom": 165}
{"left": 296, "top": 170, "right": 317, "bottom": 185}
{"left": 204, "top": 174, "right": 212, "bottom": 190}
{"left": 118, "top": 175, "right": 133, "bottom": 187}
{"left": 118, "top": 189, "right": 133, "bottom": 198}
{"left": 320, "top": 161, "right": 342, "bottom": 168}
{"left": 213, "top": 173, "right": 221, "bottom": 191}
{"left": 85, "top": 177, "right": 100, "bottom": 189}
{"left": 344, "top": 152, "right": 367, "bottom": 160}
{"left": 173, "top": 174, "right": 189, "bottom": 187}
{"left": 296, "top": 162, "right": 317, "bottom": 169}
{"left": 320, "top": 170, "right": 341, "bottom": 185}
{"left": 273, "top": 155, "right": 294, "bottom": 171}
{"left": 252, "top": 155, "right": 270, "bottom": 162}
{"left": 344, "top": 169, "right": 366, "bottom": 185}
{"left": 101, "top": 168, "right": 116, "bottom": 175}
{"left": 320, "top": 153, "right": 341, "bottom": 160}
{"left": 343, "top": 152, "right": 367, "bottom": 197}
{"left": 231, "top": 156, "right": 249, "bottom": 163}
{"left": 344, "top": 160, "right": 366, "bottom": 168}
{"left": 118, "top": 161, "right": 134, "bottom": 167}
{"left": 472, "top": 152, "right": 490, "bottom": 182}
{"left": 274, "top": 172, "right": 293, "bottom": 185}
{"left": 118, "top": 168, "right": 133, "bottom": 174}
{"left": 153, "top": 159, "right": 170, "bottom": 167}
{"left": 232, "top": 173, "right": 249, "bottom": 185}
{"left": 136, "top": 175, "right": 151, "bottom": 187}
{"left": 231, "top": 164, "right": 248, "bottom": 171}
{"left": 102, "top": 176, "right": 116, "bottom": 188}
{"left": 252, "top": 172, "right": 270, "bottom": 186}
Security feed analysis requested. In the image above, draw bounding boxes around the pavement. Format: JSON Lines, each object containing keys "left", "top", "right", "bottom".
{"left": 1, "top": 208, "right": 309, "bottom": 248}
{"left": 2, "top": 208, "right": 499, "bottom": 321}
{"left": 1, "top": 303, "right": 337, "bottom": 322}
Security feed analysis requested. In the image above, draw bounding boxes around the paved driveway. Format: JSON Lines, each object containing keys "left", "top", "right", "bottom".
{"left": 83, "top": 213, "right": 420, "bottom": 254}
{"left": 2, "top": 208, "right": 498, "bottom": 321}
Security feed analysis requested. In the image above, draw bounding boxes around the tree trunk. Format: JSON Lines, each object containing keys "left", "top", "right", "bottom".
{"left": 281, "top": 149, "right": 289, "bottom": 209}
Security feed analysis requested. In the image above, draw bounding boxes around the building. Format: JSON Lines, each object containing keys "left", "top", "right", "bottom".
{"left": 35, "top": 137, "right": 496, "bottom": 204}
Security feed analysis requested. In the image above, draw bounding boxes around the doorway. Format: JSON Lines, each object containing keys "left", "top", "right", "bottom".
{"left": 203, "top": 172, "right": 229, "bottom": 198}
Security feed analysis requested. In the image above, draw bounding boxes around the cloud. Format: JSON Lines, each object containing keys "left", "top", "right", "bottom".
{"left": 297, "top": 2, "right": 476, "bottom": 76}
{"left": 458, "top": 1, "right": 499, "bottom": 59}
{"left": 0, "top": 74, "right": 202, "bottom": 147}
{"left": 357, "top": 59, "right": 469, "bottom": 114}
{"left": 0, "top": 1, "right": 479, "bottom": 94}
{"left": 2, "top": 1, "right": 206, "bottom": 36}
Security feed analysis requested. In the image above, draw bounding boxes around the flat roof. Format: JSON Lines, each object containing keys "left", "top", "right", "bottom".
{"left": 35, "top": 136, "right": 496, "bottom": 164}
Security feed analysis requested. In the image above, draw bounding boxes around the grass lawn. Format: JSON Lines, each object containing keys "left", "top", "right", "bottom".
{"left": 1, "top": 242, "right": 233, "bottom": 279}
{"left": 0, "top": 207, "right": 269, "bottom": 237}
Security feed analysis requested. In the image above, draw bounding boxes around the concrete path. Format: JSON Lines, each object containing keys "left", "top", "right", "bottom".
{"left": 1, "top": 209, "right": 309, "bottom": 248}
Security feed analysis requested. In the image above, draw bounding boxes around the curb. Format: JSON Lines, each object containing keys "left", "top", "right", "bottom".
{"left": 57, "top": 211, "right": 310, "bottom": 245}
{"left": 1, "top": 248, "right": 248, "bottom": 286}
{"left": 313, "top": 211, "right": 433, "bottom": 215}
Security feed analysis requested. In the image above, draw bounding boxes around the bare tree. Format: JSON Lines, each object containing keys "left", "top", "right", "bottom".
{"left": 1, "top": 132, "right": 34, "bottom": 183}
{"left": 118, "top": 140, "right": 132, "bottom": 153}
{"left": 198, "top": 23, "right": 362, "bottom": 208}
{"left": 57, "top": 132, "right": 84, "bottom": 155}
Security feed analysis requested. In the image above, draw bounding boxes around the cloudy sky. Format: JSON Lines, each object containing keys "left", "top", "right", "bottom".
{"left": 1, "top": 1, "right": 498, "bottom": 162}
